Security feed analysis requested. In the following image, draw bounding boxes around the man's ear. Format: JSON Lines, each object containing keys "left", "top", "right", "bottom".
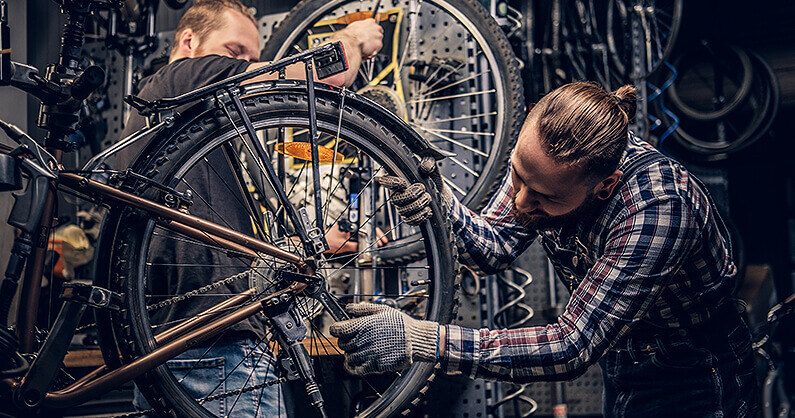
{"left": 174, "top": 28, "right": 198, "bottom": 59}
{"left": 593, "top": 169, "right": 622, "bottom": 200}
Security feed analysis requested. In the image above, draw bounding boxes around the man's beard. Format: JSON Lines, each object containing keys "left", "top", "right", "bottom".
{"left": 511, "top": 192, "right": 599, "bottom": 231}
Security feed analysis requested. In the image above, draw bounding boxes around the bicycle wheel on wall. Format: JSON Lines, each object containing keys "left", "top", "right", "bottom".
{"left": 263, "top": 0, "right": 524, "bottom": 262}
{"left": 604, "top": 0, "right": 682, "bottom": 80}
{"left": 96, "top": 82, "right": 458, "bottom": 417}
{"left": 652, "top": 52, "right": 779, "bottom": 160}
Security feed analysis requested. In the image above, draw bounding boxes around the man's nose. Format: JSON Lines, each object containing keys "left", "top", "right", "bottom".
{"left": 515, "top": 189, "right": 539, "bottom": 212}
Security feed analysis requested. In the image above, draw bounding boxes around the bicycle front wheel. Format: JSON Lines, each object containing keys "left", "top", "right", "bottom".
{"left": 100, "top": 82, "right": 458, "bottom": 417}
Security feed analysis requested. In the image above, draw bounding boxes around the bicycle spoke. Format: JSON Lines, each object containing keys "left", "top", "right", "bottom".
{"left": 413, "top": 125, "right": 495, "bottom": 138}
{"left": 325, "top": 198, "right": 391, "bottom": 261}
{"left": 418, "top": 111, "right": 497, "bottom": 124}
{"left": 447, "top": 156, "right": 480, "bottom": 178}
{"left": 410, "top": 124, "right": 492, "bottom": 157}
{"left": 325, "top": 221, "right": 406, "bottom": 278}
{"left": 323, "top": 92, "right": 347, "bottom": 225}
{"left": 443, "top": 175, "right": 467, "bottom": 196}
{"left": 324, "top": 166, "right": 385, "bottom": 238}
{"left": 407, "top": 89, "right": 497, "bottom": 104}
{"left": 299, "top": 297, "right": 385, "bottom": 398}
{"left": 415, "top": 69, "right": 492, "bottom": 98}
{"left": 416, "top": 56, "right": 470, "bottom": 94}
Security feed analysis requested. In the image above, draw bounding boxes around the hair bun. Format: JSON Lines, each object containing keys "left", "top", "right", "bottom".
{"left": 612, "top": 85, "right": 637, "bottom": 121}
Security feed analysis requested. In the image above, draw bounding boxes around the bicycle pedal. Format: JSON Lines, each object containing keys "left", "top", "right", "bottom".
{"left": 60, "top": 283, "right": 121, "bottom": 311}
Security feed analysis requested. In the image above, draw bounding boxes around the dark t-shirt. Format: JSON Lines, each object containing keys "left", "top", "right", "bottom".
{"left": 117, "top": 55, "right": 249, "bottom": 168}
{"left": 118, "top": 55, "right": 266, "bottom": 339}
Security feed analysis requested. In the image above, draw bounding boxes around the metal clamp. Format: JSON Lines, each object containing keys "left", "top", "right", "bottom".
{"left": 298, "top": 207, "right": 328, "bottom": 256}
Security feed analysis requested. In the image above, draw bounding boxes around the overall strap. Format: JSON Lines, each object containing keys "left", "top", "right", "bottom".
{"left": 617, "top": 151, "right": 669, "bottom": 187}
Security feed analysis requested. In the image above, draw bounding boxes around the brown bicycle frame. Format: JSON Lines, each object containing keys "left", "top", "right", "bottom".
{"left": 2, "top": 149, "right": 313, "bottom": 407}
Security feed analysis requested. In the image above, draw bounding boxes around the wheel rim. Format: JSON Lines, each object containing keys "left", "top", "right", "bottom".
{"left": 114, "top": 92, "right": 456, "bottom": 417}
{"left": 606, "top": 0, "right": 682, "bottom": 79}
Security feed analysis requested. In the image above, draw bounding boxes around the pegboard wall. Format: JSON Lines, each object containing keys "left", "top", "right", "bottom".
{"left": 421, "top": 268, "right": 490, "bottom": 417}
{"left": 494, "top": 243, "right": 604, "bottom": 417}
{"left": 422, "top": 242, "right": 603, "bottom": 417}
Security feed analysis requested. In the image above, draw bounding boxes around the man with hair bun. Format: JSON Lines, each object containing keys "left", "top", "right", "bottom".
{"left": 331, "top": 82, "right": 758, "bottom": 417}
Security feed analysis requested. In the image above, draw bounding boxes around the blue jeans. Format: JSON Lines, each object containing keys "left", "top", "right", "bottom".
{"left": 133, "top": 337, "right": 287, "bottom": 417}
{"left": 599, "top": 316, "right": 758, "bottom": 417}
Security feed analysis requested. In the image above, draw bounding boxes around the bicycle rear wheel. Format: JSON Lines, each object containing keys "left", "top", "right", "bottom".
{"left": 98, "top": 82, "right": 458, "bottom": 417}
{"left": 263, "top": 0, "right": 524, "bottom": 262}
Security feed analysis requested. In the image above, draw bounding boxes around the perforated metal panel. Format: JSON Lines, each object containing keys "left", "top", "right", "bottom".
{"left": 90, "top": 9, "right": 288, "bottom": 152}
{"left": 501, "top": 243, "right": 605, "bottom": 416}
{"left": 265, "top": 0, "right": 504, "bottom": 203}
{"left": 422, "top": 242, "right": 603, "bottom": 417}
{"left": 260, "top": 12, "right": 289, "bottom": 47}
{"left": 421, "top": 270, "right": 489, "bottom": 417}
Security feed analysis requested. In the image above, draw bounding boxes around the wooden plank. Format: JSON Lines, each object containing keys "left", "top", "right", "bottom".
{"left": 64, "top": 349, "right": 104, "bottom": 368}
{"left": 269, "top": 337, "right": 343, "bottom": 356}
{"left": 63, "top": 337, "right": 342, "bottom": 369}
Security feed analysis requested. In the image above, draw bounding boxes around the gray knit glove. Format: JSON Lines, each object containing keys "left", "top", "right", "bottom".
{"left": 375, "top": 156, "right": 453, "bottom": 226}
{"left": 328, "top": 302, "right": 440, "bottom": 375}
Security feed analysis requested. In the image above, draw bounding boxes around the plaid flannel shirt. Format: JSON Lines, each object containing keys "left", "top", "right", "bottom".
{"left": 441, "top": 133, "right": 737, "bottom": 383}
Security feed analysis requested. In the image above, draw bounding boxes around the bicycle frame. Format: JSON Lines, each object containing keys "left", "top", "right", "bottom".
{"left": 0, "top": 20, "right": 352, "bottom": 408}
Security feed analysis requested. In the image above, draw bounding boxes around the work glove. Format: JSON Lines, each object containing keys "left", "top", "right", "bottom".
{"left": 375, "top": 156, "right": 453, "bottom": 226}
{"left": 329, "top": 302, "right": 440, "bottom": 375}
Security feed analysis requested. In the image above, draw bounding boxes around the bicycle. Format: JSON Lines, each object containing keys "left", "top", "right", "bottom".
{"left": 0, "top": 0, "right": 458, "bottom": 416}
{"left": 522, "top": 0, "right": 682, "bottom": 98}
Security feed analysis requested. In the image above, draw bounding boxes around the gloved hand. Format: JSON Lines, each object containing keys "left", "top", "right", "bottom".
{"left": 329, "top": 302, "right": 440, "bottom": 375}
{"left": 375, "top": 156, "right": 453, "bottom": 226}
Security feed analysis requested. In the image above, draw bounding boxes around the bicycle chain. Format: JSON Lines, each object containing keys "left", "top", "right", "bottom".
{"left": 200, "top": 376, "right": 287, "bottom": 404}
{"left": 110, "top": 376, "right": 287, "bottom": 417}
{"left": 145, "top": 270, "right": 252, "bottom": 311}
{"left": 74, "top": 270, "right": 252, "bottom": 335}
